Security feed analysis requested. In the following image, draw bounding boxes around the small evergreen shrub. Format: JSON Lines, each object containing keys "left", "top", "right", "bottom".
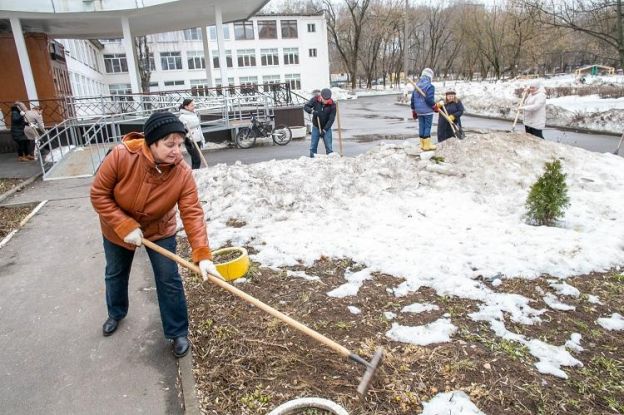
{"left": 525, "top": 159, "right": 570, "bottom": 226}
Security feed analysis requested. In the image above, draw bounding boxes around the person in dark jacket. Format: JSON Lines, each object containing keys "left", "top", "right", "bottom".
{"left": 410, "top": 68, "right": 437, "bottom": 151}
{"left": 10, "top": 102, "right": 31, "bottom": 161}
{"left": 303, "top": 88, "right": 336, "bottom": 157}
{"left": 437, "top": 89, "right": 464, "bottom": 143}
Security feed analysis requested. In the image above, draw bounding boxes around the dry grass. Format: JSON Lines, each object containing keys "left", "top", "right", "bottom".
{"left": 179, "top": 238, "right": 623, "bottom": 414}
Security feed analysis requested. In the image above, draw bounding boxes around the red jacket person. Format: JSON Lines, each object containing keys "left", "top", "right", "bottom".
{"left": 90, "top": 111, "right": 221, "bottom": 358}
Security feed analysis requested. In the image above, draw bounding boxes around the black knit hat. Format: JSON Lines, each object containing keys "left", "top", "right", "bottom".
{"left": 321, "top": 88, "right": 332, "bottom": 99}
{"left": 143, "top": 111, "right": 186, "bottom": 145}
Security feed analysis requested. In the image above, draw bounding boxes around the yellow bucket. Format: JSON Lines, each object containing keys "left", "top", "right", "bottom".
{"left": 212, "top": 247, "right": 250, "bottom": 281}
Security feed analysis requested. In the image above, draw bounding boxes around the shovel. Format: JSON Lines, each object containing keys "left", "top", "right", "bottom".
{"left": 613, "top": 132, "right": 624, "bottom": 155}
{"left": 141, "top": 238, "right": 384, "bottom": 396}
{"left": 508, "top": 88, "right": 528, "bottom": 132}
{"left": 438, "top": 102, "right": 465, "bottom": 140}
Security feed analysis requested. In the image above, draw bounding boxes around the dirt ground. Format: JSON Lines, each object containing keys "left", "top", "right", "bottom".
{"left": 179, "top": 238, "right": 623, "bottom": 415}
{"left": 0, "top": 178, "right": 23, "bottom": 195}
{"left": 0, "top": 203, "right": 37, "bottom": 238}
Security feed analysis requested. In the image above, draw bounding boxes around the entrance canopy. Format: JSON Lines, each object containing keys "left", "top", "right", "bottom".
{"left": 0, "top": 0, "right": 268, "bottom": 38}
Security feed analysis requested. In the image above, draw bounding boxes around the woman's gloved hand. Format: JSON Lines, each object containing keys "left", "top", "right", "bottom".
{"left": 123, "top": 228, "right": 143, "bottom": 246}
{"left": 199, "top": 259, "right": 223, "bottom": 281}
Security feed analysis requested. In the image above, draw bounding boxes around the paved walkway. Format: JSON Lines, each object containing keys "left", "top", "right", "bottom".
{"left": 0, "top": 178, "right": 184, "bottom": 414}
{"left": 0, "top": 152, "right": 41, "bottom": 179}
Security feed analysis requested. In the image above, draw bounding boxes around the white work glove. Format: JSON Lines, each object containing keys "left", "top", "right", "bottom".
{"left": 199, "top": 259, "right": 223, "bottom": 281}
{"left": 123, "top": 228, "right": 143, "bottom": 246}
{"left": 20, "top": 111, "right": 25, "bottom": 116}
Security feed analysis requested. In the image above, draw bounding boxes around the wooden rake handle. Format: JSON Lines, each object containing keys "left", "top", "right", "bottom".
{"left": 512, "top": 88, "right": 528, "bottom": 130}
{"left": 141, "top": 238, "right": 352, "bottom": 359}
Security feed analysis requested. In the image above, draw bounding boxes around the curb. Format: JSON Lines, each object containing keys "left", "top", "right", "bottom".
{"left": 177, "top": 352, "right": 201, "bottom": 414}
{"left": 0, "top": 172, "right": 42, "bottom": 205}
{"left": 0, "top": 199, "right": 47, "bottom": 249}
{"left": 393, "top": 102, "right": 621, "bottom": 137}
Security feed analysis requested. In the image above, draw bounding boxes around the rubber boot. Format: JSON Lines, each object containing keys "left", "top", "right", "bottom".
{"left": 420, "top": 137, "right": 437, "bottom": 151}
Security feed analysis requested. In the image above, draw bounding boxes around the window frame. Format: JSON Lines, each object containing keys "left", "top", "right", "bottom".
{"left": 260, "top": 48, "right": 279, "bottom": 66}
{"left": 283, "top": 48, "right": 299, "bottom": 65}
{"left": 187, "top": 51, "right": 205, "bottom": 70}
{"left": 160, "top": 51, "right": 183, "bottom": 71}
{"left": 236, "top": 49, "right": 257, "bottom": 67}
{"left": 103, "top": 53, "right": 128, "bottom": 73}
{"left": 234, "top": 21, "right": 255, "bottom": 40}
{"left": 281, "top": 20, "right": 298, "bottom": 39}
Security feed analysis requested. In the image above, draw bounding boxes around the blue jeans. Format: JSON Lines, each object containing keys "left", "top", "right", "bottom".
{"left": 418, "top": 115, "right": 433, "bottom": 138}
{"left": 103, "top": 236, "right": 188, "bottom": 339}
{"left": 310, "top": 126, "right": 333, "bottom": 157}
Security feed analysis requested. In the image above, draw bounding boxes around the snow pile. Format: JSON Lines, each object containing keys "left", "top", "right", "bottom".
{"left": 434, "top": 75, "right": 624, "bottom": 133}
{"left": 286, "top": 270, "right": 320, "bottom": 282}
{"left": 193, "top": 132, "right": 624, "bottom": 376}
{"left": 549, "top": 281, "right": 580, "bottom": 297}
{"left": 421, "top": 391, "right": 486, "bottom": 415}
{"left": 597, "top": 313, "right": 624, "bottom": 331}
{"left": 386, "top": 318, "right": 457, "bottom": 346}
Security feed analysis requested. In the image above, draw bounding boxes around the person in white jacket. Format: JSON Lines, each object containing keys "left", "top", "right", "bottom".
{"left": 521, "top": 80, "right": 546, "bottom": 139}
{"left": 178, "top": 99, "right": 204, "bottom": 169}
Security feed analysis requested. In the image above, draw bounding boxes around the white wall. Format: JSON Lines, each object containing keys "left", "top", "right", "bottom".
{"left": 96, "top": 14, "right": 330, "bottom": 93}
{"left": 58, "top": 39, "right": 109, "bottom": 96}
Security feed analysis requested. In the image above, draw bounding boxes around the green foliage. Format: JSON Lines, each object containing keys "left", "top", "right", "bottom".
{"left": 525, "top": 159, "right": 570, "bottom": 226}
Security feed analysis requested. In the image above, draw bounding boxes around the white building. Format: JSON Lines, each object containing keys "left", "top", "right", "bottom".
{"left": 57, "top": 39, "right": 109, "bottom": 97}
{"left": 61, "top": 13, "right": 329, "bottom": 96}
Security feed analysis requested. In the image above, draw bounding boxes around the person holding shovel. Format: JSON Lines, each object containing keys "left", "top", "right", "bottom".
{"left": 410, "top": 68, "right": 438, "bottom": 151}
{"left": 90, "top": 111, "right": 221, "bottom": 358}
{"left": 521, "top": 80, "right": 546, "bottom": 139}
{"left": 178, "top": 99, "right": 203, "bottom": 169}
{"left": 437, "top": 89, "right": 464, "bottom": 143}
{"left": 304, "top": 88, "right": 336, "bottom": 157}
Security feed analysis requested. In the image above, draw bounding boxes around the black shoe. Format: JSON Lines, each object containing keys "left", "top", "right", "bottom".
{"left": 102, "top": 317, "right": 119, "bottom": 337}
{"left": 173, "top": 336, "right": 190, "bottom": 358}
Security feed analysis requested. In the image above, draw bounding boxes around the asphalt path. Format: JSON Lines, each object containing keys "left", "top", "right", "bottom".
{"left": 204, "top": 94, "right": 622, "bottom": 166}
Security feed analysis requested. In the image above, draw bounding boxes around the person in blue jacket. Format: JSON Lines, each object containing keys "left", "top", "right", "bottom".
{"left": 411, "top": 68, "right": 438, "bottom": 151}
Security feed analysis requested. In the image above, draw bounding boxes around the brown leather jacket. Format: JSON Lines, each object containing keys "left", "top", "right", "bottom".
{"left": 90, "top": 132, "right": 212, "bottom": 262}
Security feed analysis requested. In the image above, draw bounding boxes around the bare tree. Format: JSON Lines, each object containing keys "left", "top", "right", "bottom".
{"left": 136, "top": 36, "right": 152, "bottom": 93}
{"left": 324, "top": 0, "right": 372, "bottom": 89}
{"left": 523, "top": 0, "right": 624, "bottom": 68}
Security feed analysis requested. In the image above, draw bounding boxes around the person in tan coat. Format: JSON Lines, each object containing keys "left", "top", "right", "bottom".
{"left": 90, "top": 111, "right": 221, "bottom": 358}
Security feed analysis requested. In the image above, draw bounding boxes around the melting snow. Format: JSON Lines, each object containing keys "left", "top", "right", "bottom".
{"left": 597, "top": 313, "right": 624, "bottom": 331}
{"left": 421, "top": 391, "right": 486, "bottom": 415}
{"left": 385, "top": 318, "right": 457, "bottom": 346}
{"left": 543, "top": 293, "right": 575, "bottom": 311}
{"left": 401, "top": 302, "right": 439, "bottom": 314}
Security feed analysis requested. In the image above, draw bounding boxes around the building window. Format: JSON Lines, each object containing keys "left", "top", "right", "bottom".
{"left": 285, "top": 74, "right": 301, "bottom": 90}
{"left": 215, "top": 77, "right": 235, "bottom": 87}
{"left": 309, "top": 48, "right": 317, "bottom": 58}
{"left": 209, "top": 25, "right": 231, "bottom": 41}
{"left": 187, "top": 51, "right": 205, "bottom": 70}
{"left": 283, "top": 48, "right": 299, "bottom": 65}
{"left": 262, "top": 74, "right": 281, "bottom": 92}
{"left": 239, "top": 76, "right": 258, "bottom": 93}
{"left": 212, "top": 50, "right": 233, "bottom": 68}
{"left": 260, "top": 48, "right": 279, "bottom": 66}
{"left": 234, "top": 21, "right": 254, "bottom": 40}
{"left": 109, "top": 83, "right": 132, "bottom": 95}
{"left": 258, "top": 20, "right": 277, "bottom": 39}
{"left": 148, "top": 53, "right": 156, "bottom": 71}
{"left": 160, "top": 51, "right": 183, "bottom": 70}
{"left": 307, "top": 23, "right": 316, "bottom": 33}
{"left": 281, "top": 20, "right": 298, "bottom": 39}
{"left": 183, "top": 27, "right": 201, "bottom": 41}
{"left": 237, "top": 49, "right": 256, "bottom": 67}
{"left": 163, "top": 80, "right": 185, "bottom": 87}
{"left": 155, "top": 32, "right": 178, "bottom": 43}
{"left": 190, "top": 79, "right": 209, "bottom": 87}
{"left": 103, "top": 53, "right": 128, "bottom": 73}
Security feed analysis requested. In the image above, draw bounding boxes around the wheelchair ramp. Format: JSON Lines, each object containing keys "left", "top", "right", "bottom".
{"left": 44, "top": 146, "right": 112, "bottom": 180}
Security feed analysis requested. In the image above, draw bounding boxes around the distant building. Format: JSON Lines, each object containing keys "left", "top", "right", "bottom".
{"left": 61, "top": 13, "right": 329, "bottom": 95}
